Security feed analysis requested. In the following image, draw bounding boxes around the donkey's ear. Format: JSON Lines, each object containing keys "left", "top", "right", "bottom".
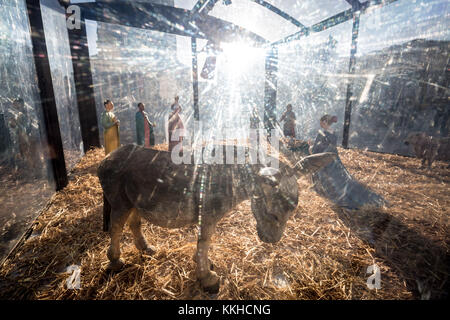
{"left": 258, "top": 167, "right": 279, "bottom": 177}
{"left": 295, "top": 152, "right": 337, "bottom": 175}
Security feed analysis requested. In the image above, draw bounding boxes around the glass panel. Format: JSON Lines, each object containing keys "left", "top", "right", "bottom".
{"left": 41, "top": 0, "right": 83, "bottom": 170}
{"left": 265, "top": 0, "right": 351, "bottom": 27}
{"left": 277, "top": 20, "right": 353, "bottom": 144}
{"left": 174, "top": 0, "right": 196, "bottom": 10}
{"left": 208, "top": 0, "right": 301, "bottom": 42}
{"left": 349, "top": 0, "right": 450, "bottom": 154}
{"left": 196, "top": 39, "right": 266, "bottom": 141}
{"left": 112, "top": 0, "right": 175, "bottom": 5}
{"left": 90, "top": 21, "right": 193, "bottom": 147}
{"left": 0, "top": 0, "right": 56, "bottom": 261}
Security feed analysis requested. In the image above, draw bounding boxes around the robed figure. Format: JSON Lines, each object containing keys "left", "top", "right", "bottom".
{"left": 168, "top": 96, "right": 184, "bottom": 152}
{"left": 136, "top": 103, "right": 155, "bottom": 147}
{"left": 311, "top": 115, "right": 386, "bottom": 210}
{"left": 280, "top": 104, "right": 296, "bottom": 138}
{"left": 101, "top": 100, "right": 120, "bottom": 155}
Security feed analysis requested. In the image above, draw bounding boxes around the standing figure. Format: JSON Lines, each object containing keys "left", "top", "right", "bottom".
{"left": 136, "top": 102, "right": 156, "bottom": 147}
{"left": 280, "top": 104, "right": 296, "bottom": 138}
{"left": 101, "top": 100, "right": 120, "bottom": 155}
{"left": 311, "top": 114, "right": 386, "bottom": 210}
{"left": 168, "top": 95, "right": 184, "bottom": 152}
{"left": 8, "top": 98, "right": 42, "bottom": 175}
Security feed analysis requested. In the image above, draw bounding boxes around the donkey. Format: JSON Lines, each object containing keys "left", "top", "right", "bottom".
{"left": 97, "top": 144, "right": 336, "bottom": 293}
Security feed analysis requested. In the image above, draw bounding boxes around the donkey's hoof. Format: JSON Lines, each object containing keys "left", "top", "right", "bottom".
{"left": 107, "top": 259, "right": 125, "bottom": 271}
{"left": 142, "top": 246, "right": 156, "bottom": 256}
{"left": 200, "top": 272, "right": 220, "bottom": 294}
{"left": 203, "top": 280, "right": 220, "bottom": 294}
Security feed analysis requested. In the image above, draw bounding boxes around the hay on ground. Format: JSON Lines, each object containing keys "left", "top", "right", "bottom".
{"left": 0, "top": 145, "right": 448, "bottom": 300}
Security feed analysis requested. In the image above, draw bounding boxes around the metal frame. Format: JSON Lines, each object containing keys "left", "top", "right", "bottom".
{"left": 67, "top": 9, "right": 101, "bottom": 153}
{"left": 191, "top": 37, "right": 200, "bottom": 122}
{"left": 71, "top": 0, "right": 401, "bottom": 150}
{"left": 264, "top": 45, "right": 278, "bottom": 133}
{"left": 25, "top": 0, "right": 68, "bottom": 191}
{"left": 342, "top": 10, "right": 361, "bottom": 149}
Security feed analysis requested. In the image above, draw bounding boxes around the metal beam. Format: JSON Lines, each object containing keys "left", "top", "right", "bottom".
{"left": 191, "top": 37, "right": 199, "bottom": 122}
{"left": 191, "top": 0, "right": 220, "bottom": 16}
{"left": 342, "top": 10, "right": 361, "bottom": 149}
{"left": 79, "top": 1, "right": 268, "bottom": 45}
{"left": 345, "top": 0, "right": 362, "bottom": 10}
{"left": 66, "top": 10, "right": 101, "bottom": 152}
{"left": 264, "top": 45, "right": 278, "bottom": 135}
{"left": 250, "top": 0, "right": 307, "bottom": 30}
{"left": 25, "top": 0, "right": 68, "bottom": 191}
{"left": 272, "top": 0, "right": 399, "bottom": 46}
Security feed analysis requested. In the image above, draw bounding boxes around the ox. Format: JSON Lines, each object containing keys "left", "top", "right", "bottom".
{"left": 97, "top": 144, "right": 335, "bottom": 293}
{"left": 404, "top": 132, "right": 450, "bottom": 169}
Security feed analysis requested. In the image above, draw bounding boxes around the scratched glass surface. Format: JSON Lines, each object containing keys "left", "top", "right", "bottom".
{"left": 0, "top": 0, "right": 448, "bottom": 299}
{"left": 349, "top": 0, "right": 450, "bottom": 155}
{"left": 90, "top": 21, "right": 194, "bottom": 146}
{"left": 0, "top": 0, "right": 56, "bottom": 262}
{"left": 195, "top": 38, "right": 265, "bottom": 142}
{"left": 41, "top": 0, "right": 84, "bottom": 169}
{"left": 277, "top": 20, "right": 353, "bottom": 146}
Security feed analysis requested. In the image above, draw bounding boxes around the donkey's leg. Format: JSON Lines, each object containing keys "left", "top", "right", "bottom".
{"left": 107, "top": 208, "right": 131, "bottom": 271}
{"left": 128, "top": 208, "right": 155, "bottom": 255}
{"left": 196, "top": 222, "right": 220, "bottom": 293}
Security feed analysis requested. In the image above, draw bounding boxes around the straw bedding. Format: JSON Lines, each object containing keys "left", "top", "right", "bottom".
{"left": 0, "top": 145, "right": 448, "bottom": 300}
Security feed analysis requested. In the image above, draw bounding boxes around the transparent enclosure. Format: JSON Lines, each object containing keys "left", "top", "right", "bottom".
{"left": 348, "top": 0, "right": 450, "bottom": 155}
{"left": 0, "top": 0, "right": 56, "bottom": 261}
{"left": 41, "top": 0, "right": 83, "bottom": 170}
{"left": 0, "top": 0, "right": 448, "bottom": 300}
{"left": 90, "top": 22, "right": 194, "bottom": 147}
{"left": 277, "top": 20, "right": 353, "bottom": 145}
{"left": 196, "top": 39, "right": 266, "bottom": 142}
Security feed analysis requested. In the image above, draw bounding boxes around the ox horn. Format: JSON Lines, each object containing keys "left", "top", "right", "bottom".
{"left": 294, "top": 152, "right": 337, "bottom": 175}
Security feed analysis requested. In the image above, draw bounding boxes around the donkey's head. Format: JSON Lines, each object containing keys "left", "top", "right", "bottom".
{"left": 250, "top": 152, "right": 336, "bottom": 243}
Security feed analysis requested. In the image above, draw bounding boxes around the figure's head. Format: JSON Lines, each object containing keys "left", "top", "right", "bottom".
{"left": 320, "top": 114, "right": 337, "bottom": 130}
{"left": 104, "top": 99, "right": 113, "bottom": 111}
{"left": 250, "top": 167, "right": 298, "bottom": 243}
{"left": 138, "top": 102, "right": 145, "bottom": 112}
{"left": 286, "top": 104, "right": 293, "bottom": 112}
{"left": 172, "top": 96, "right": 181, "bottom": 112}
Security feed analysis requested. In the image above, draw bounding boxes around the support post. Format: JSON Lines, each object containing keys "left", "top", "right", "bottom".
{"left": 66, "top": 8, "right": 101, "bottom": 152}
{"left": 264, "top": 45, "right": 278, "bottom": 136}
{"left": 191, "top": 37, "right": 199, "bottom": 122}
{"left": 25, "top": 0, "right": 68, "bottom": 191}
{"left": 342, "top": 10, "right": 361, "bottom": 149}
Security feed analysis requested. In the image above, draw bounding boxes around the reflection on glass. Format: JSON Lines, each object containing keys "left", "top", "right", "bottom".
{"left": 91, "top": 22, "right": 193, "bottom": 147}
{"left": 349, "top": 0, "right": 450, "bottom": 155}
{"left": 197, "top": 40, "right": 265, "bottom": 142}
{"left": 277, "top": 20, "right": 353, "bottom": 144}
{"left": 0, "top": 0, "right": 56, "bottom": 261}
{"left": 208, "top": 0, "right": 301, "bottom": 42}
{"left": 264, "top": 0, "right": 351, "bottom": 27}
{"left": 41, "top": 0, "right": 83, "bottom": 170}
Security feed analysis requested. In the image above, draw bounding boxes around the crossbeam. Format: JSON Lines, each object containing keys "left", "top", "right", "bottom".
{"left": 272, "top": 0, "right": 399, "bottom": 46}
{"left": 78, "top": 0, "right": 268, "bottom": 45}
